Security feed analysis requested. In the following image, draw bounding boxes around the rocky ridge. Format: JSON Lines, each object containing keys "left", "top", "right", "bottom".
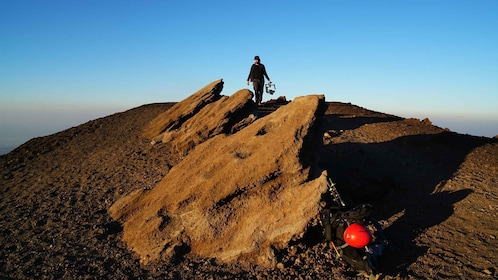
{"left": 111, "top": 91, "right": 329, "bottom": 267}
{"left": 0, "top": 81, "right": 497, "bottom": 279}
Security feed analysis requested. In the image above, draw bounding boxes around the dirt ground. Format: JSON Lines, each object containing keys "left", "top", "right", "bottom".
{"left": 1, "top": 101, "right": 497, "bottom": 279}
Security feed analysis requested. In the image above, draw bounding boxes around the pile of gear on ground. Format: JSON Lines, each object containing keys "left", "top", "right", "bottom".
{"left": 318, "top": 178, "right": 389, "bottom": 279}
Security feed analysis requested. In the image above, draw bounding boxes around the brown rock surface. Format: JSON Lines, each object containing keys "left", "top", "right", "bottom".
{"left": 142, "top": 79, "right": 224, "bottom": 140}
{"left": 110, "top": 94, "right": 328, "bottom": 267}
{"left": 160, "top": 88, "right": 257, "bottom": 156}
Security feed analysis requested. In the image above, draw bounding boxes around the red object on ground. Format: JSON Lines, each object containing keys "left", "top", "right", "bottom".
{"left": 343, "top": 223, "right": 372, "bottom": 248}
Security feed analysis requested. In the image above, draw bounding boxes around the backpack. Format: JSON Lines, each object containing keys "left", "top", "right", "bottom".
{"left": 319, "top": 180, "right": 388, "bottom": 276}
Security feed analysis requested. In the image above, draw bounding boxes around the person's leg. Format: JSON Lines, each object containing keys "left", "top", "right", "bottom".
{"left": 253, "top": 79, "right": 262, "bottom": 104}
{"left": 257, "top": 82, "right": 264, "bottom": 104}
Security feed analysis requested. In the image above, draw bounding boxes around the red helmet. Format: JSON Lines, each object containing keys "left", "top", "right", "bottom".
{"left": 343, "top": 223, "right": 372, "bottom": 248}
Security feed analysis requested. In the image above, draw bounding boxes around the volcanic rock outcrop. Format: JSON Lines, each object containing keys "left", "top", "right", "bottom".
{"left": 160, "top": 89, "right": 256, "bottom": 156}
{"left": 143, "top": 79, "right": 258, "bottom": 156}
{"left": 110, "top": 89, "right": 329, "bottom": 267}
{"left": 142, "top": 79, "right": 224, "bottom": 140}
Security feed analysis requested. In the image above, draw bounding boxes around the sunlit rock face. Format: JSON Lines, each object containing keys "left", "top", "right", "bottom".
{"left": 142, "top": 79, "right": 224, "bottom": 140}
{"left": 159, "top": 88, "right": 256, "bottom": 156}
{"left": 110, "top": 94, "right": 328, "bottom": 267}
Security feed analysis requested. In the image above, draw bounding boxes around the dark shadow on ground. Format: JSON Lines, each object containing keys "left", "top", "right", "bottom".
{"left": 318, "top": 118, "right": 497, "bottom": 276}
{"left": 323, "top": 114, "right": 403, "bottom": 132}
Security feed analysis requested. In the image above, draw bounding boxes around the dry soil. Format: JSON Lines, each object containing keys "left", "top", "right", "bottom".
{"left": 1, "top": 102, "right": 497, "bottom": 279}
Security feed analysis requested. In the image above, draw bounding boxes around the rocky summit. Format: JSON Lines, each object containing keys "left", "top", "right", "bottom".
{"left": 1, "top": 80, "right": 497, "bottom": 279}
{"left": 110, "top": 91, "right": 329, "bottom": 267}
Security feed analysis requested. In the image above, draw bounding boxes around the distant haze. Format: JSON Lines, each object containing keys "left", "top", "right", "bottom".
{"left": 0, "top": 105, "right": 130, "bottom": 155}
{"left": 430, "top": 117, "right": 497, "bottom": 138}
{"left": 1, "top": 1, "right": 497, "bottom": 156}
{"left": 1, "top": 104, "right": 496, "bottom": 156}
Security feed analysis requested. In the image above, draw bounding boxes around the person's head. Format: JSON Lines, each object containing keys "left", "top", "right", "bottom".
{"left": 254, "top": 56, "right": 260, "bottom": 64}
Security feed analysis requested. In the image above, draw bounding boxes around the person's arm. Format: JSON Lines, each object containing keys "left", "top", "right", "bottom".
{"left": 262, "top": 65, "right": 271, "bottom": 83}
{"left": 247, "top": 65, "right": 254, "bottom": 84}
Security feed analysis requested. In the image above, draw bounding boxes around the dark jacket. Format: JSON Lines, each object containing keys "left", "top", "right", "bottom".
{"left": 247, "top": 63, "right": 270, "bottom": 81}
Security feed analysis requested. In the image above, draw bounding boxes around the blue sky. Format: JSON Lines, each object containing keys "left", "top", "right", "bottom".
{"left": 1, "top": 0, "right": 497, "bottom": 151}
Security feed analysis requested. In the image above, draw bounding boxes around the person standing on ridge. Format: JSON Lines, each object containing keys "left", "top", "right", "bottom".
{"left": 246, "top": 56, "right": 271, "bottom": 105}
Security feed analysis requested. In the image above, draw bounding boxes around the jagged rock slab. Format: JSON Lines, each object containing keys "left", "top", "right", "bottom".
{"left": 110, "top": 95, "right": 328, "bottom": 267}
{"left": 142, "top": 79, "right": 224, "bottom": 139}
{"left": 161, "top": 89, "right": 256, "bottom": 156}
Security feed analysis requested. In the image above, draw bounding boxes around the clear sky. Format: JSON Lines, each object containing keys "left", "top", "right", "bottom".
{"left": 1, "top": 0, "right": 497, "bottom": 152}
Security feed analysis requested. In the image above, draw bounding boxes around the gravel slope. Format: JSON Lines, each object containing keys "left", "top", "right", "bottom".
{"left": 1, "top": 102, "right": 496, "bottom": 279}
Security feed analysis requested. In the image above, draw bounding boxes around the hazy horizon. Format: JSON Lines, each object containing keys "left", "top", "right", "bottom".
{"left": 1, "top": 1, "right": 497, "bottom": 155}
{"left": 1, "top": 98, "right": 496, "bottom": 156}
